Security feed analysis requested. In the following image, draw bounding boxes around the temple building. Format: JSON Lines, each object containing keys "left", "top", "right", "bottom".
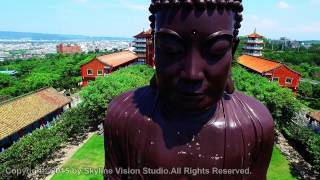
{"left": 243, "top": 29, "right": 264, "bottom": 57}
{"left": 0, "top": 88, "right": 71, "bottom": 152}
{"left": 80, "top": 51, "right": 138, "bottom": 86}
{"left": 238, "top": 55, "right": 301, "bottom": 93}
{"left": 133, "top": 30, "right": 155, "bottom": 67}
{"left": 56, "top": 43, "right": 82, "bottom": 54}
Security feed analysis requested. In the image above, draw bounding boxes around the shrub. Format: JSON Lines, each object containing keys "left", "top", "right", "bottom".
{"left": 0, "top": 128, "right": 64, "bottom": 179}
{"left": 233, "top": 65, "right": 320, "bottom": 172}
{"left": 0, "top": 65, "right": 154, "bottom": 179}
{"left": 0, "top": 106, "right": 90, "bottom": 179}
{"left": 284, "top": 123, "right": 320, "bottom": 171}
{"left": 232, "top": 66, "right": 303, "bottom": 126}
{"left": 54, "top": 106, "right": 90, "bottom": 138}
{"left": 80, "top": 65, "right": 154, "bottom": 124}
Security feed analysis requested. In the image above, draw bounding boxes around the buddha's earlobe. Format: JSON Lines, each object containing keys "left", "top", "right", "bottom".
{"left": 232, "top": 37, "right": 240, "bottom": 56}
{"left": 226, "top": 37, "right": 239, "bottom": 94}
{"left": 150, "top": 74, "right": 158, "bottom": 90}
{"left": 225, "top": 73, "right": 235, "bottom": 94}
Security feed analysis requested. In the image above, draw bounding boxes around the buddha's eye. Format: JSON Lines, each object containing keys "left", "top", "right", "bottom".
{"left": 160, "top": 44, "right": 184, "bottom": 56}
{"left": 202, "top": 36, "right": 232, "bottom": 62}
{"left": 156, "top": 34, "right": 185, "bottom": 58}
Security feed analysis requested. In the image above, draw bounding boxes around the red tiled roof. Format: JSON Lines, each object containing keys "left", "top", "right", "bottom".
{"left": 134, "top": 29, "right": 152, "bottom": 38}
{"left": 97, "top": 51, "right": 138, "bottom": 67}
{"left": 248, "top": 32, "right": 263, "bottom": 38}
{"left": 309, "top": 112, "right": 320, "bottom": 123}
{"left": 238, "top": 55, "right": 281, "bottom": 74}
{"left": 0, "top": 87, "right": 71, "bottom": 140}
{"left": 134, "top": 31, "right": 146, "bottom": 38}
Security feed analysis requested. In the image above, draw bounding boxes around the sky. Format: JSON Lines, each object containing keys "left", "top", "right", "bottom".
{"left": 0, "top": 0, "right": 320, "bottom": 40}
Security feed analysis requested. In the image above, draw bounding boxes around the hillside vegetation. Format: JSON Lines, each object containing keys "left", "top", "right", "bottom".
{"left": 0, "top": 53, "right": 96, "bottom": 101}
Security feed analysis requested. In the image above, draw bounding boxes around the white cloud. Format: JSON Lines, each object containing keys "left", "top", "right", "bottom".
{"left": 240, "top": 15, "right": 280, "bottom": 37}
{"left": 276, "top": 1, "right": 291, "bottom": 9}
{"left": 248, "top": 15, "right": 279, "bottom": 28}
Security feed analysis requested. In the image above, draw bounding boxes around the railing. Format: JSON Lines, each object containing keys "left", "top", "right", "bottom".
{"left": 134, "top": 48, "right": 146, "bottom": 53}
{"left": 136, "top": 53, "right": 146, "bottom": 58}
{"left": 244, "top": 52, "right": 263, "bottom": 56}
{"left": 243, "top": 46, "right": 263, "bottom": 50}
{"left": 133, "top": 43, "right": 146, "bottom": 48}
{"left": 247, "top": 40, "right": 264, "bottom": 43}
{"left": 134, "top": 39, "right": 146, "bottom": 43}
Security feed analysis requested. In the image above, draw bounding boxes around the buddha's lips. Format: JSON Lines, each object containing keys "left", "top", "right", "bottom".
{"left": 179, "top": 91, "right": 204, "bottom": 96}
{"left": 174, "top": 91, "right": 206, "bottom": 102}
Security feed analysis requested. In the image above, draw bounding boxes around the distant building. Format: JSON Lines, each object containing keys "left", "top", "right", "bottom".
{"left": 0, "top": 87, "right": 71, "bottom": 152}
{"left": 56, "top": 43, "right": 81, "bottom": 54}
{"left": 268, "top": 37, "right": 301, "bottom": 50}
{"left": 133, "top": 30, "right": 155, "bottom": 67}
{"left": 238, "top": 55, "right": 301, "bottom": 93}
{"left": 243, "top": 29, "right": 264, "bottom": 57}
{"left": 289, "top": 40, "right": 301, "bottom": 49}
{"left": 80, "top": 51, "right": 138, "bottom": 86}
{"left": 301, "top": 42, "right": 312, "bottom": 49}
{"left": 0, "top": 70, "right": 17, "bottom": 76}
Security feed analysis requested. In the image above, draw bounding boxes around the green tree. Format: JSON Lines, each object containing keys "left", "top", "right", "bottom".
{"left": 312, "top": 84, "right": 320, "bottom": 99}
{"left": 299, "top": 81, "right": 313, "bottom": 97}
{"left": 80, "top": 65, "right": 154, "bottom": 124}
{"left": 0, "top": 74, "right": 16, "bottom": 89}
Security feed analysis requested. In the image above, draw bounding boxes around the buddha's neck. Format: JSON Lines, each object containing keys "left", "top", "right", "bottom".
{"left": 160, "top": 100, "right": 220, "bottom": 124}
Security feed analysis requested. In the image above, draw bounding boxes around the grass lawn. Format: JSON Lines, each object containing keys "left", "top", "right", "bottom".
{"left": 267, "top": 146, "right": 297, "bottom": 180}
{"left": 51, "top": 134, "right": 297, "bottom": 180}
{"left": 51, "top": 134, "right": 104, "bottom": 180}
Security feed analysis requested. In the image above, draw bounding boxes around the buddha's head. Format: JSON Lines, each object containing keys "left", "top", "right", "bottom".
{"left": 149, "top": 0, "right": 243, "bottom": 114}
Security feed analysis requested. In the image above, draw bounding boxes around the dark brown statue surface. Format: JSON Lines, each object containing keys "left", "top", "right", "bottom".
{"left": 104, "top": 1, "right": 274, "bottom": 179}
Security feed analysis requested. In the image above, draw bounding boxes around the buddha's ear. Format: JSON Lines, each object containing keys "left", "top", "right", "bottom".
{"left": 232, "top": 37, "right": 240, "bottom": 57}
{"left": 226, "top": 37, "right": 238, "bottom": 95}
{"left": 150, "top": 74, "right": 158, "bottom": 90}
{"left": 225, "top": 72, "right": 235, "bottom": 94}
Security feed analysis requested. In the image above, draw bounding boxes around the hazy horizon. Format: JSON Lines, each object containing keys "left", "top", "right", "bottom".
{"left": 0, "top": 30, "right": 133, "bottom": 39}
{"left": 0, "top": 0, "right": 320, "bottom": 40}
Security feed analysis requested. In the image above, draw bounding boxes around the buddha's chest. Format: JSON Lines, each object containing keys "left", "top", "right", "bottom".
{"left": 130, "top": 118, "right": 259, "bottom": 170}
{"left": 142, "top": 131, "right": 225, "bottom": 169}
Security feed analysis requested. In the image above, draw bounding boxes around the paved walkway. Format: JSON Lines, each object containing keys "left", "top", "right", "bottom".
{"left": 45, "top": 132, "right": 94, "bottom": 180}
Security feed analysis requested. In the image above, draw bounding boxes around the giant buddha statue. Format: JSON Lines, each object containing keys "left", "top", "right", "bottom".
{"left": 104, "top": 0, "right": 274, "bottom": 179}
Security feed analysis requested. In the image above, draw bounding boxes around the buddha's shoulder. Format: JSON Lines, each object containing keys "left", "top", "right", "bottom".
{"left": 229, "top": 91, "right": 267, "bottom": 110}
{"left": 105, "top": 86, "right": 156, "bottom": 124}
{"left": 228, "top": 91, "right": 274, "bottom": 129}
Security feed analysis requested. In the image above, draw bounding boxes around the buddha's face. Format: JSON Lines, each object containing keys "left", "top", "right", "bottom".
{"left": 155, "top": 8, "right": 237, "bottom": 114}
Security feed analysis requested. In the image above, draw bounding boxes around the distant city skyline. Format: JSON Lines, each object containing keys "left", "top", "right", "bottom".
{"left": 0, "top": 0, "right": 320, "bottom": 40}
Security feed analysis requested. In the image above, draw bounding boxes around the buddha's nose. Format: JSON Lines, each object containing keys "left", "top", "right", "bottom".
{"left": 179, "top": 48, "right": 204, "bottom": 92}
{"left": 180, "top": 48, "right": 204, "bottom": 82}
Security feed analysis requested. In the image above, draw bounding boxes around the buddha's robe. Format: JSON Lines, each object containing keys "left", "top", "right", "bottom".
{"left": 104, "top": 86, "right": 274, "bottom": 180}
